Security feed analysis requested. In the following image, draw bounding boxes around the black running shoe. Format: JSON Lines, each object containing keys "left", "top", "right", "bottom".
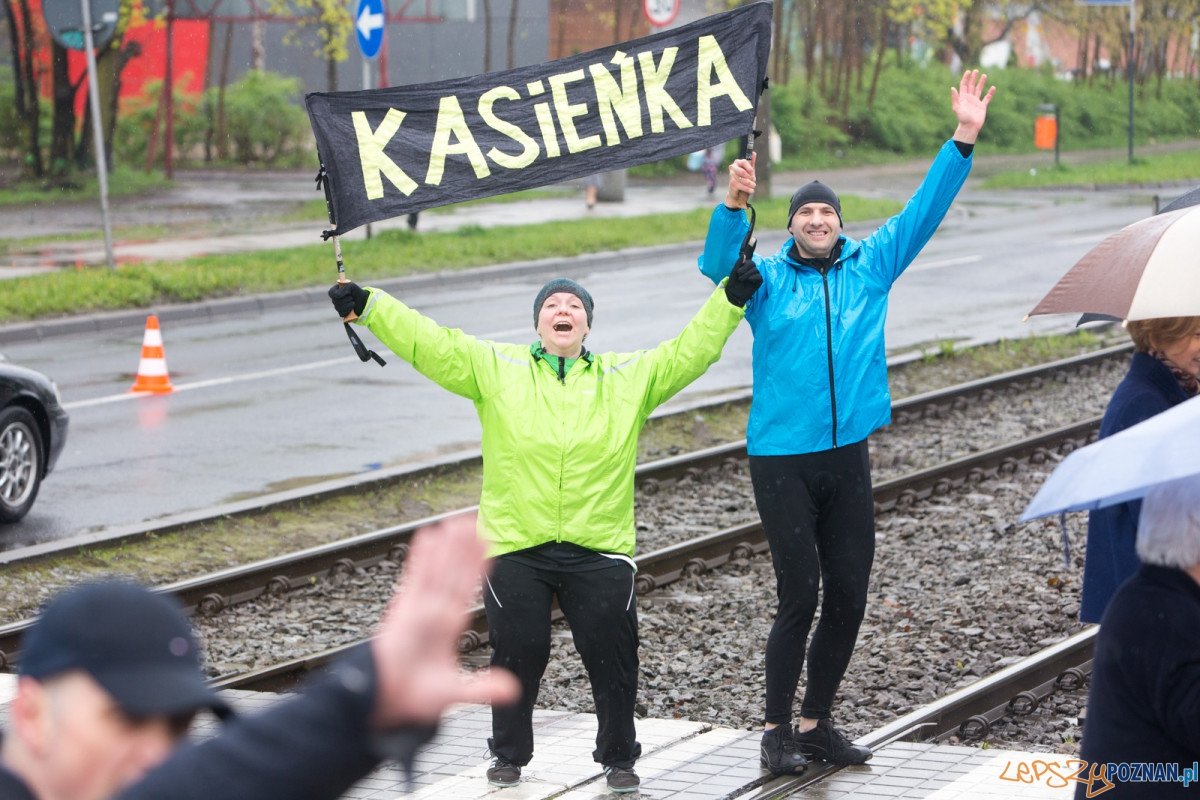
{"left": 604, "top": 765, "right": 641, "bottom": 794}
{"left": 792, "top": 719, "right": 872, "bottom": 765}
{"left": 486, "top": 758, "right": 521, "bottom": 787}
{"left": 760, "top": 725, "right": 809, "bottom": 775}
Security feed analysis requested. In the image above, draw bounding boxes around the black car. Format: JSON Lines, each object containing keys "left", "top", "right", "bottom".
{"left": 0, "top": 362, "right": 69, "bottom": 522}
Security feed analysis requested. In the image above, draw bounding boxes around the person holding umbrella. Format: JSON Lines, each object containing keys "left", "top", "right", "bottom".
{"left": 1079, "top": 316, "right": 1200, "bottom": 623}
{"left": 328, "top": 263, "right": 760, "bottom": 793}
{"left": 697, "top": 69, "right": 995, "bottom": 774}
{"left": 1076, "top": 472, "right": 1200, "bottom": 799}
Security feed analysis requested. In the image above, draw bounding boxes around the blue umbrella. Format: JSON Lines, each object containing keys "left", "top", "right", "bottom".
{"left": 1021, "top": 395, "right": 1200, "bottom": 521}
{"left": 1159, "top": 185, "right": 1200, "bottom": 215}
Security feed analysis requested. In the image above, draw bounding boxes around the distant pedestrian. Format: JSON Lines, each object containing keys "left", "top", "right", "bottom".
{"left": 407, "top": 212, "right": 420, "bottom": 231}
{"left": 583, "top": 173, "right": 601, "bottom": 209}
{"left": 1079, "top": 315, "right": 1200, "bottom": 623}
{"left": 0, "top": 515, "right": 517, "bottom": 800}
{"left": 328, "top": 264, "right": 760, "bottom": 794}
{"left": 701, "top": 145, "right": 721, "bottom": 195}
{"left": 1076, "top": 472, "right": 1200, "bottom": 800}
{"left": 698, "top": 69, "right": 995, "bottom": 775}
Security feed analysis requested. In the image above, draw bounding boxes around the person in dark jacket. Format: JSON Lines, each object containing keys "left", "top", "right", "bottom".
{"left": 1080, "top": 316, "right": 1200, "bottom": 623}
{"left": 1076, "top": 472, "right": 1200, "bottom": 800}
{"left": 0, "top": 514, "right": 517, "bottom": 800}
{"left": 697, "top": 69, "right": 995, "bottom": 775}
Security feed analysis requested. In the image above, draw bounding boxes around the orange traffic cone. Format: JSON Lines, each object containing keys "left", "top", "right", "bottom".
{"left": 129, "top": 314, "right": 175, "bottom": 394}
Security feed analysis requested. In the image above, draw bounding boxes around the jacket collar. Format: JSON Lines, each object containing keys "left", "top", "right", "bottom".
{"left": 529, "top": 342, "right": 594, "bottom": 364}
{"left": 1129, "top": 351, "right": 1191, "bottom": 401}
{"left": 780, "top": 234, "right": 859, "bottom": 271}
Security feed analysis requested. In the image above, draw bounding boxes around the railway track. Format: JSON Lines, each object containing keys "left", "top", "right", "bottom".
{"left": 207, "top": 412, "right": 1098, "bottom": 693}
{"left": 0, "top": 344, "right": 1127, "bottom": 672}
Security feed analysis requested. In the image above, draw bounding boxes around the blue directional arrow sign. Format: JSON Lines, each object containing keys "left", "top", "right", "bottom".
{"left": 355, "top": 0, "right": 385, "bottom": 60}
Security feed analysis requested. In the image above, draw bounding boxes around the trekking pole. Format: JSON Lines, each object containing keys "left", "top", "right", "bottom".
{"left": 316, "top": 162, "right": 385, "bottom": 367}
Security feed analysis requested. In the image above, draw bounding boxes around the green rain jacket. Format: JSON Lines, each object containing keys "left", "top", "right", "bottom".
{"left": 356, "top": 285, "right": 744, "bottom": 558}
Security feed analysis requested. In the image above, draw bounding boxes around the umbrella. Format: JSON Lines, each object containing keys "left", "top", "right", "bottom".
{"left": 1026, "top": 204, "right": 1200, "bottom": 322}
{"left": 1020, "top": 395, "right": 1200, "bottom": 521}
{"left": 1159, "top": 185, "right": 1200, "bottom": 214}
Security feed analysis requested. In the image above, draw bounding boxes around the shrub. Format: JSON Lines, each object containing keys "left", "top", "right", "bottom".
{"left": 114, "top": 77, "right": 206, "bottom": 168}
{"left": 211, "top": 71, "right": 309, "bottom": 165}
{"left": 771, "top": 63, "right": 1200, "bottom": 161}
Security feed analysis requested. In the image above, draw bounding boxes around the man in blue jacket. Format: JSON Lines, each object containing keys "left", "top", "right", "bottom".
{"left": 698, "top": 70, "right": 995, "bottom": 775}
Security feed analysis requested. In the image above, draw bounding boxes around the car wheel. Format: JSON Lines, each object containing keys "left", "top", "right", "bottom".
{"left": 0, "top": 407, "right": 44, "bottom": 523}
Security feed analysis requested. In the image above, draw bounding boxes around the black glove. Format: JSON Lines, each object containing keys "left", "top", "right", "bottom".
{"left": 724, "top": 240, "right": 761, "bottom": 308}
{"left": 329, "top": 281, "right": 369, "bottom": 318}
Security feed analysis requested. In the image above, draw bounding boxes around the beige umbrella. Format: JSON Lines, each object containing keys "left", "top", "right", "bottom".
{"left": 1026, "top": 204, "right": 1200, "bottom": 322}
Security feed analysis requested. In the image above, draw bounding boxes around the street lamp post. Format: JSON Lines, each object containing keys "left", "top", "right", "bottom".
{"left": 79, "top": 0, "right": 115, "bottom": 269}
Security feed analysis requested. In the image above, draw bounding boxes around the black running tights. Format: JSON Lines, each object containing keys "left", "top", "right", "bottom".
{"left": 749, "top": 440, "right": 875, "bottom": 724}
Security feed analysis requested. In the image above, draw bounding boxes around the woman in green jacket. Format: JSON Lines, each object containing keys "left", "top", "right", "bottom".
{"left": 329, "top": 264, "right": 758, "bottom": 794}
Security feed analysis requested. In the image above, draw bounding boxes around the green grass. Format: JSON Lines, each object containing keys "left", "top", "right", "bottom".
{"left": 0, "top": 193, "right": 902, "bottom": 323}
{"left": 0, "top": 167, "right": 172, "bottom": 207}
{"left": 982, "top": 148, "right": 1200, "bottom": 189}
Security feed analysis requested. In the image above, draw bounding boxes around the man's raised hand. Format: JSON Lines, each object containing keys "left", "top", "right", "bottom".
{"left": 950, "top": 69, "right": 996, "bottom": 144}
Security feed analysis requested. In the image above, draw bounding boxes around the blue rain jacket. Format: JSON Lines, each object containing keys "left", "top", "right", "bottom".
{"left": 698, "top": 139, "right": 972, "bottom": 455}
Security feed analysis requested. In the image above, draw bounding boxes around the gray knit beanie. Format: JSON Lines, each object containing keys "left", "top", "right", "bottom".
{"left": 787, "top": 180, "right": 842, "bottom": 228}
{"left": 533, "top": 278, "right": 594, "bottom": 328}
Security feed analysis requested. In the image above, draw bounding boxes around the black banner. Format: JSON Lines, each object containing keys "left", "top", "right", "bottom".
{"left": 305, "top": 2, "right": 772, "bottom": 237}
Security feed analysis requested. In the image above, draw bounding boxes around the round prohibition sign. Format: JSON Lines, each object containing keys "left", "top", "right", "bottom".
{"left": 642, "top": 0, "right": 680, "bottom": 27}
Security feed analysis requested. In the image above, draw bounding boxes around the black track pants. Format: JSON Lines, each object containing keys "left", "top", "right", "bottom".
{"left": 749, "top": 439, "right": 875, "bottom": 724}
{"left": 483, "top": 556, "right": 642, "bottom": 768}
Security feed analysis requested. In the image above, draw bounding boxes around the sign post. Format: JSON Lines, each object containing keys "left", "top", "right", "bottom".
{"left": 1080, "top": 0, "right": 1135, "bottom": 164}
{"left": 44, "top": 0, "right": 119, "bottom": 268}
{"left": 78, "top": 0, "right": 119, "bottom": 270}
{"left": 355, "top": 0, "right": 385, "bottom": 239}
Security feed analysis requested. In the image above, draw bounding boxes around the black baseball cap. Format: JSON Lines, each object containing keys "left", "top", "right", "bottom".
{"left": 20, "top": 579, "right": 232, "bottom": 720}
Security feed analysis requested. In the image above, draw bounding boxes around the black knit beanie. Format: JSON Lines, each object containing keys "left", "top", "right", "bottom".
{"left": 787, "top": 180, "right": 842, "bottom": 228}
{"left": 533, "top": 278, "right": 594, "bottom": 328}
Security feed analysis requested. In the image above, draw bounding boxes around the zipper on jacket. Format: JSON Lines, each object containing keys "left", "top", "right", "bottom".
{"left": 820, "top": 268, "right": 838, "bottom": 448}
{"left": 557, "top": 369, "right": 567, "bottom": 543}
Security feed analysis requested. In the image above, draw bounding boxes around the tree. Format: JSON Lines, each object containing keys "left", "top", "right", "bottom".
{"left": 268, "top": 0, "right": 351, "bottom": 91}
{"left": 3, "top": 0, "right": 44, "bottom": 176}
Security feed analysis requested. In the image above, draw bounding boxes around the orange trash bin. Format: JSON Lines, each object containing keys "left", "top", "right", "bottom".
{"left": 1034, "top": 114, "right": 1058, "bottom": 150}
